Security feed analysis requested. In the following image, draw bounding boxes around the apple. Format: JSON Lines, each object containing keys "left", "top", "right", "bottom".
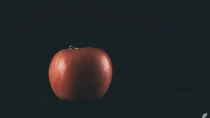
{"left": 48, "top": 45, "right": 112, "bottom": 100}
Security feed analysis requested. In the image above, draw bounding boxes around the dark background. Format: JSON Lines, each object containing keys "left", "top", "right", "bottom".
{"left": 1, "top": 1, "right": 210, "bottom": 117}
{"left": 1, "top": 0, "right": 209, "bottom": 100}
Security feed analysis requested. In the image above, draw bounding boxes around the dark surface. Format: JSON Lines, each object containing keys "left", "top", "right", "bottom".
{"left": 1, "top": 93, "right": 210, "bottom": 118}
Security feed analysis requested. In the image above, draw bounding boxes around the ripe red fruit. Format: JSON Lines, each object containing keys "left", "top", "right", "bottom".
{"left": 48, "top": 45, "right": 112, "bottom": 100}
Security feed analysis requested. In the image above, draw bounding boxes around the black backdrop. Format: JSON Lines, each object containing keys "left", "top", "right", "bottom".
{"left": 1, "top": 0, "right": 209, "bottom": 100}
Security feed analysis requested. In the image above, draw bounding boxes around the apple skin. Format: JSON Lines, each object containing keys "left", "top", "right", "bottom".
{"left": 49, "top": 47, "right": 112, "bottom": 100}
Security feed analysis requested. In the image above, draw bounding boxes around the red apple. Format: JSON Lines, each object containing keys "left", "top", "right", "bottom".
{"left": 48, "top": 45, "right": 112, "bottom": 100}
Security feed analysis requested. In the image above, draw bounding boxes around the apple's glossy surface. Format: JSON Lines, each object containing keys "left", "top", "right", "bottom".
{"left": 49, "top": 46, "right": 112, "bottom": 100}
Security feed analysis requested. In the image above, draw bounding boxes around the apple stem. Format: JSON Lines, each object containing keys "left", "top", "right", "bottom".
{"left": 69, "top": 45, "right": 75, "bottom": 49}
